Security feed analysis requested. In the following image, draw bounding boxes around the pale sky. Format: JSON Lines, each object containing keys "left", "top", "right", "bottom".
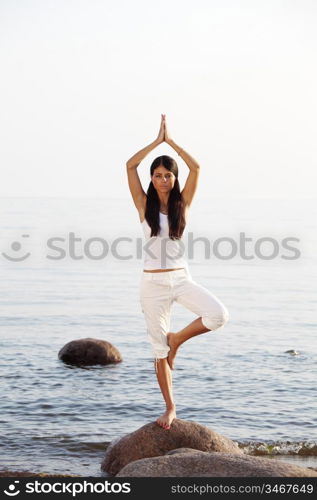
{"left": 0, "top": 0, "right": 316, "bottom": 199}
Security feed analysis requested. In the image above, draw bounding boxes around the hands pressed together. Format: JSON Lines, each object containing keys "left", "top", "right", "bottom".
{"left": 156, "top": 114, "right": 172, "bottom": 145}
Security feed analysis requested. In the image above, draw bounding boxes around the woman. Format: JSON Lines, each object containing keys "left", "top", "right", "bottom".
{"left": 126, "top": 114, "right": 229, "bottom": 430}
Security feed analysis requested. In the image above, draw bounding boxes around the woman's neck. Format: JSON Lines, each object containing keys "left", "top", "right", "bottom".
{"left": 158, "top": 194, "right": 169, "bottom": 213}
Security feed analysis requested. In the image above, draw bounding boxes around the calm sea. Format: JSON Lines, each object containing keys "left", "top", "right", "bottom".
{"left": 0, "top": 197, "right": 316, "bottom": 476}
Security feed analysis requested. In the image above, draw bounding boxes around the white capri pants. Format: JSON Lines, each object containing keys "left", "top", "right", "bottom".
{"left": 139, "top": 268, "right": 229, "bottom": 362}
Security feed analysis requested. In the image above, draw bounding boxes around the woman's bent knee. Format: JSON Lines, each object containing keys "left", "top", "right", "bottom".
{"left": 152, "top": 346, "right": 170, "bottom": 359}
{"left": 202, "top": 306, "right": 229, "bottom": 331}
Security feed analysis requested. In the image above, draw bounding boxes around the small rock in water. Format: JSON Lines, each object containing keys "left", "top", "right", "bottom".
{"left": 285, "top": 350, "right": 299, "bottom": 356}
{"left": 58, "top": 337, "right": 122, "bottom": 366}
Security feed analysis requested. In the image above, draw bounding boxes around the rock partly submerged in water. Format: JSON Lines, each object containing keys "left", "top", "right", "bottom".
{"left": 285, "top": 349, "right": 299, "bottom": 355}
{"left": 101, "top": 419, "right": 242, "bottom": 476}
{"left": 58, "top": 337, "right": 122, "bottom": 366}
{"left": 116, "top": 448, "right": 317, "bottom": 477}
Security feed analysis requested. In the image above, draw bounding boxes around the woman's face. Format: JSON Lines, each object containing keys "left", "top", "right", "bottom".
{"left": 151, "top": 166, "right": 176, "bottom": 194}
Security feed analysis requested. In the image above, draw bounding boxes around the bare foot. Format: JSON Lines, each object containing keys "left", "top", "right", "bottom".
{"left": 167, "top": 332, "right": 179, "bottom": 370}
{"left": 156, "top": 406, "right": 176, "bottom": 430}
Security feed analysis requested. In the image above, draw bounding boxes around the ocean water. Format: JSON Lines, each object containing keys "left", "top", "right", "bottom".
{"left": 0, "top": 196, "right": 316, "bottom": 476}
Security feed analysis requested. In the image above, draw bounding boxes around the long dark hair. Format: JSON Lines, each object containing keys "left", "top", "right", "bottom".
{"left": 145, "top": 155, "right": 186, "bottom": 240}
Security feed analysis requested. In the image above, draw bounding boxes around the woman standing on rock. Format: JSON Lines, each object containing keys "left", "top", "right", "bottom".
{"left": 126, "top": 114, "right": 229, "bottom": 430}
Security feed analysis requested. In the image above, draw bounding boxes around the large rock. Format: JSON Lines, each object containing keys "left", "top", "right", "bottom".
{"left": 101, "top": 419, "right": 242, "bottom": 475}
{"left": 116, "top": 448, "right": 317, "bottom": 477}
{"left": 58, "top": 338, "right": 122, "bottom": 366}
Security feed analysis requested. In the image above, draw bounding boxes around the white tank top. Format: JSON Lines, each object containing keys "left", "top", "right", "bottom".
{"left": 141, "top": 212, "right": 189, "bottom": 270}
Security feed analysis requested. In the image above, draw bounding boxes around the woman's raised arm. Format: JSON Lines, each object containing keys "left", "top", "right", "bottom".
{"left": 164, "top": 117, "right": 200, "bottom": 208}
